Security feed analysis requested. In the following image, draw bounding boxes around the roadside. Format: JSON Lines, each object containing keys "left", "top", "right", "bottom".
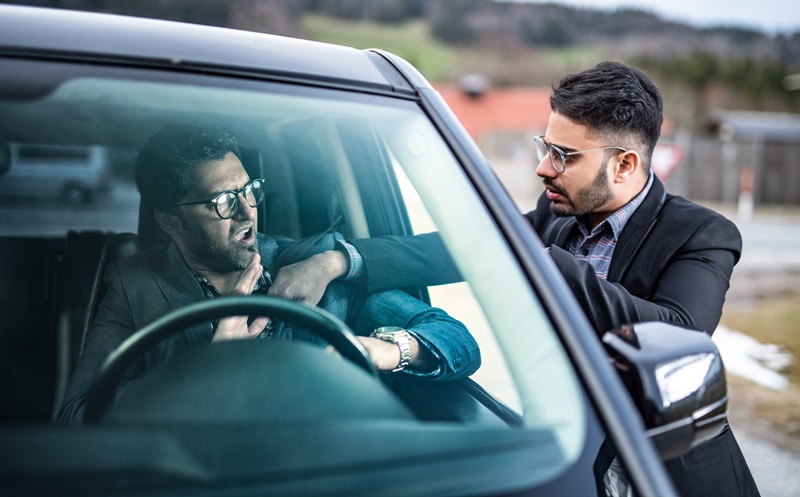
{"left": 722, "top": 327, "right": 800, "bottom": 497}
{"left": 687, "top": 206, "right": 800, "bottom": 497}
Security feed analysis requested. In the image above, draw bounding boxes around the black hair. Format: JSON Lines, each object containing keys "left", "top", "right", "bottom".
{"left": 135, "top": 122, "right": 241, "bottom": 211}
{"left": 550, "top": 61, "right": 663, "bottom": 172}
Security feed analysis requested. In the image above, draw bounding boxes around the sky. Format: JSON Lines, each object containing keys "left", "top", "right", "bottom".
{"left": 526, "top": 0, "right": 800, "bottom": 34}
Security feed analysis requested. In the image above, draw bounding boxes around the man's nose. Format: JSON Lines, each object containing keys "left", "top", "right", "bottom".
{"left": 535, "top": 155, "right": 557, "bottom": 179}
{"left": 234, "top": 192, "right": 256, "bottom": 220}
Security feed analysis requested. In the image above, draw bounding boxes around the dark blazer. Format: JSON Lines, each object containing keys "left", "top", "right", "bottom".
{"left": 355, "top": 177, "right": 741, "bottom": 336}
{"left": 57, "top": 237, "right": 288, "bottom": 423}
{"left": 531, "top": 177, "right": 757, "bottom": 496}
{"left": 58, "top": 233, "right": 481, "bottom": 424}
{"left": 529, "top": 176, "right": 742, "bottom": 336}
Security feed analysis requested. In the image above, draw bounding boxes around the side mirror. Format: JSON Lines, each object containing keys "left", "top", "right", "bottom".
{"left": 602, "top": 322, "right": 727, "bottom": 460}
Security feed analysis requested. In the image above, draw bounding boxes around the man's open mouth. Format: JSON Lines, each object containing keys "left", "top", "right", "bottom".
{"left": 234, "top": 225, "right": 254, "bottom": 242}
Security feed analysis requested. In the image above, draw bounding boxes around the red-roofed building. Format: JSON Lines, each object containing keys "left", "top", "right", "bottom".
{"left": 434, "top": 82, "right": 551, "bottom": 210}
{"left": 435, "top": 84, "right": 552, "bottom": 142}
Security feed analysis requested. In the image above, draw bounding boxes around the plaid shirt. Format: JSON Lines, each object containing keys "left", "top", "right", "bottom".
{"left": 566, "top": 172, "right": 654, "bottom": 280}
{"left": 193, "top": 269, "right": 272, "bottom": 301}
{"left": 192, "top": 267, "right": 274, "bottom": 337}
{"left": 191, "top": 239, "right": 361, "bottom": 338}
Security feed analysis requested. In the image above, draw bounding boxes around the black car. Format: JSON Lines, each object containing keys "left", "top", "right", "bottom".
{"left": 0, "top": 5, "right": 727, "bottom": 496}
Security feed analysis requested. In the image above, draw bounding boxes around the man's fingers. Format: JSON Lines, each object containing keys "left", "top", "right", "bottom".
{"left": 212, "top": 315, "right": 249, "bottom": 342}
{"left": 266, "top": 259, "right": 327, "bottom": 307}
{"left": 232, "top": 253, "right": 263, "bottom": 295}
{"left": 268, "top": 264, "right": 299, "bottom": 298}
{"left": 356, "top": 336, "right": 400, "bottom": 371}
{"left": 248, "top": 316, "right": 271, "bottom": 337}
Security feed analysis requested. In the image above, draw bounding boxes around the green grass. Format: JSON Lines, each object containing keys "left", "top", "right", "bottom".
{"left": 300, "top": 14, "right": 461, "bottom": 82}
{"left": 721, "top": 293, "right": 800, "bottom": 442}
{"left": 539, "top": 46, "right": 608, "bottom": 68}
{"left": 299, "top": 14, "right": 613, "bottom": 85}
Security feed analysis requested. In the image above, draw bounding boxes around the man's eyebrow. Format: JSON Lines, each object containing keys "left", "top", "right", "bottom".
{"left": 544, "top": 138, "right": 578, "bottom": 154}
{"left": 206, "top": 181, "right": 248, "bottom": 198}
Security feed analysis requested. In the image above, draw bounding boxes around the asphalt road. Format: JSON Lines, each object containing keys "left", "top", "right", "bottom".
{"left": 727, "top": 214, "right": 800, "bottom": 305}
{"left": 722, "top": 214, "right": 800, "bottom": 497}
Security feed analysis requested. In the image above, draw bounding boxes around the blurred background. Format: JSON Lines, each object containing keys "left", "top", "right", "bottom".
{"left": 3, "top": 0, "right": 798, "bottom": 494}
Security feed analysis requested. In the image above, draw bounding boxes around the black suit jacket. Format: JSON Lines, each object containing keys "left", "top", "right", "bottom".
{"left": 529, "top": 178, "right": 757, "bottom": 496}
{"left": 529, "top": 176, "right": 741, "bottom": 336}
{"left": 354, "top": 176, "right": 741, "bottom": 336}
{"left": 57, "top": 236, "right": 295, "bottom": 423}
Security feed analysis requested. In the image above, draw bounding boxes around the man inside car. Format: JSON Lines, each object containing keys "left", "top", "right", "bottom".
{"left": 57, "top": 123, "right": 480, "bottom": 424}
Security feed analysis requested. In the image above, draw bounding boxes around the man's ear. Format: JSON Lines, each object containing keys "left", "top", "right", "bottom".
{"left": 614, "top": 150, "right": 641, "bottom": 183}
{"left": 154, "top": 208, "right": 182, "bottom": 237}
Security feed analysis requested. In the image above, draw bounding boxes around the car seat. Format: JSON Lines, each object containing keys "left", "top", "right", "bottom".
{"left": 51, "top": 231, "right": 140, "bottom": 420}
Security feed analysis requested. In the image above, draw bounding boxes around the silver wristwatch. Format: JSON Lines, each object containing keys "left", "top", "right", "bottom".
{"left": 370, "top": 326, "right": 412, "bottom": 372}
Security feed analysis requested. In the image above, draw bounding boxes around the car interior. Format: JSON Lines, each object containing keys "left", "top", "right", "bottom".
{"left": 0, "top": 54, "right": 598, "bottom": 495}
{"left": 0, "top": 58, "right": 519, "bottom": 427}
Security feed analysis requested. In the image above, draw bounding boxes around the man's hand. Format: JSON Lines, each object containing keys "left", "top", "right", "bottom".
{"left": 268, "top": 250, "right": 348, "bottom": 306}
{"left": 213, "top": 253, "right": 270, "bottom": 342}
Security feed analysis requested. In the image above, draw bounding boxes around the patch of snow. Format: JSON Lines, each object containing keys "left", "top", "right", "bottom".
{"left": 713, "top": 324, "right": 793, "bottom": 390}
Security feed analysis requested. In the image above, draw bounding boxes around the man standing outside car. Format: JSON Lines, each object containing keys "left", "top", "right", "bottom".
{"left": 290, "top": 60, "right": 757, "bottom": 496}
{"left": 524, "top": 61, "right": 759, "bottom": 496}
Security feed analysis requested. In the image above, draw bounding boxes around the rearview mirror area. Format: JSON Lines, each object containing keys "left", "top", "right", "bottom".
{"left": 603, "top": 322, "right": 728, "bottom": 460}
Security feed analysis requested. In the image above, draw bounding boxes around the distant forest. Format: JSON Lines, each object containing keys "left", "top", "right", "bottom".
{"left": 5, "top": 0, "right": 800, "bottom": 119}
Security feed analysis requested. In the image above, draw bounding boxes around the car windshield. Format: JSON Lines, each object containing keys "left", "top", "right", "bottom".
{"left": 0, "top": 58, "right": 589, "bottom": 495}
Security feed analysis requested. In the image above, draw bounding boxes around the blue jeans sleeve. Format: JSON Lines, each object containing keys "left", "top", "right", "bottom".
{"left": 352, "top": 290, "right": 481, "bottom": 381}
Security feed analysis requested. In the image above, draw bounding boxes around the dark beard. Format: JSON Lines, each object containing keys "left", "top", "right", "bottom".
{"left": 548, "top": 161, "right": 613, "bottom": 218}
{"left": 183, "top": 222, "right": 258, "bottom": 271}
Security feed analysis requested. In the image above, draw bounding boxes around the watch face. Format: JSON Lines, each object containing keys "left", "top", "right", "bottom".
{"left": 371, "top": 327, "right": 412, "bottom": 372}
{"left": 374, "top": 326, "right": 405, "bottom": 335}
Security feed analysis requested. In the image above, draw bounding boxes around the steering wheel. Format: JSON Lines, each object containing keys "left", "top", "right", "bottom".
{"left": 83, "top": 295, "right": 377, "bottom": 423}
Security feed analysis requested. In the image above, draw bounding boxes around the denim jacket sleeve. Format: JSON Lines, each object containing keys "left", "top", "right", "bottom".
{"left": 276, "top": 232, "right": 480, "bottom": 381}
{"left": 351, "top": 289, "right": 481, "bottom": 382}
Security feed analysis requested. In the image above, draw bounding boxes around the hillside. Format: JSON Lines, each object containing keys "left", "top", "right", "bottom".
{"left": 4, "top": 0, "right": 799, "bottom": 122}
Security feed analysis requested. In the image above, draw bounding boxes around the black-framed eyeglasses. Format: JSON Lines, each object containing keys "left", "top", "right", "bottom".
{"left": 534, "top": 135, "right": 627, "bottom": 174}
{"left": 175, "top": 178, "right": 265, "bottom": 219}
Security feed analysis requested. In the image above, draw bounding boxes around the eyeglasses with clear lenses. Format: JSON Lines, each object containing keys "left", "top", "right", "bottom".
{"left": 533, "top": 135, "right": 627, "bottom": 174}
{"left": 175, "top": 178, "right": 265, "bottom": 219}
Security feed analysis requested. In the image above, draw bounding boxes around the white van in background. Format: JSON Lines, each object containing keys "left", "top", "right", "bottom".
{"left": 0, "top": 143, "right": 111, "bottom": 204}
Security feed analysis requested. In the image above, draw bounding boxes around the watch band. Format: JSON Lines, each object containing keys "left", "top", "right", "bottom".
{"left": 370, "top": 326, "right": 412, "bottom": 372}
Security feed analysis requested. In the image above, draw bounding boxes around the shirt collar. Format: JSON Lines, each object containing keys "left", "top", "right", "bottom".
{"left": 191, "top": 266, "right": 272, "bottom": 298}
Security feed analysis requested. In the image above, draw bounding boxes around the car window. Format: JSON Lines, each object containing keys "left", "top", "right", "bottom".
{"left": 388, "top": 141, "right": 586, "bottom": 455}
{"left": 0, "top": 57, "right": 589, "bottom": 494}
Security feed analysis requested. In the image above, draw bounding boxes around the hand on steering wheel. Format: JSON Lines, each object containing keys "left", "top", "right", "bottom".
{"left": 83, "top": 295, "right": 377, "bottom": 423}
